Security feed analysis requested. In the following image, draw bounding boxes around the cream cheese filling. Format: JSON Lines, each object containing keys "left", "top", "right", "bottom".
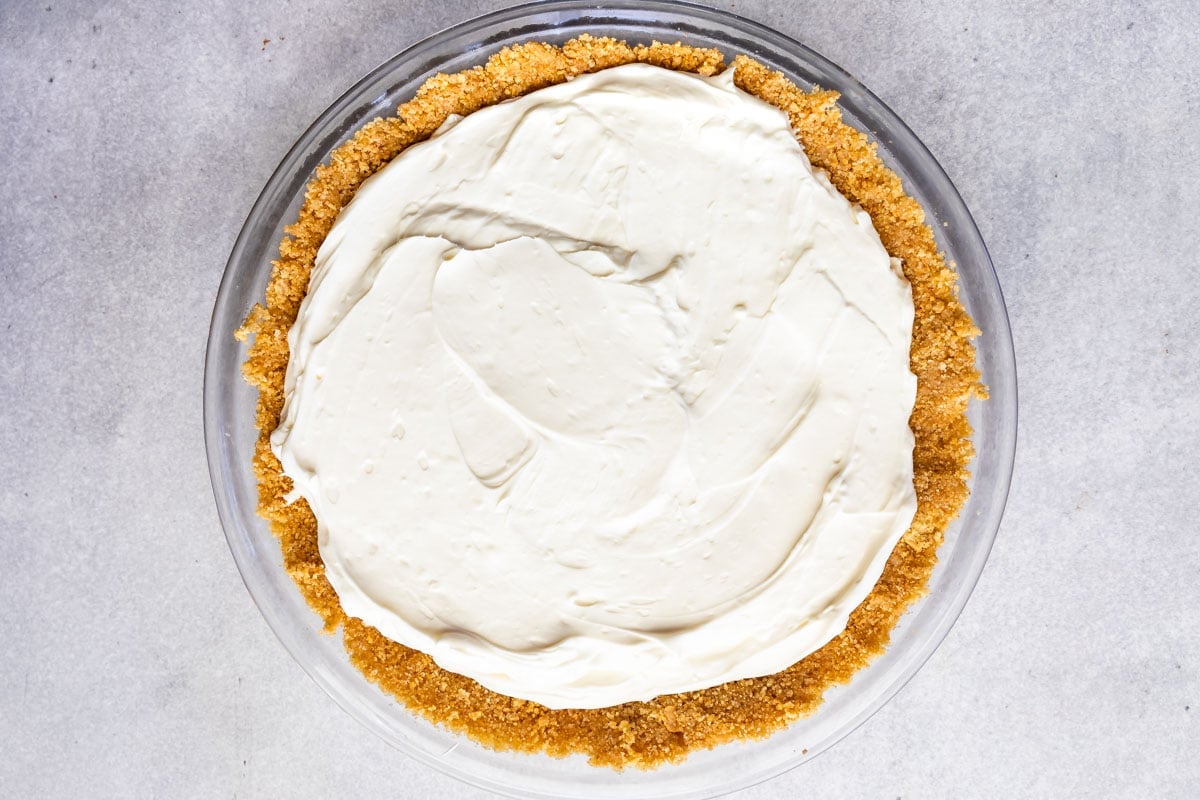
{"left": 272, "top": 63, "right": 918, "bottom": 709}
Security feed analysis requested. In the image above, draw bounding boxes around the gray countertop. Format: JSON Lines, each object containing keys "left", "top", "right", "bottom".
{"left": 2, "top": 1, "right": 1197, "bottom": 797}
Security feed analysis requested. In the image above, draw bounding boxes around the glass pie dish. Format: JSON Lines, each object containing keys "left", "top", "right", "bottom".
{"left": 203, "top": 1, "right": 1018, "bottom": 797}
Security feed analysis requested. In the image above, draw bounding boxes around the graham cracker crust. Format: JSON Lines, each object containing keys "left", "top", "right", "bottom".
{"left": 237, "top": 35, "right": 982, "bottom": 768}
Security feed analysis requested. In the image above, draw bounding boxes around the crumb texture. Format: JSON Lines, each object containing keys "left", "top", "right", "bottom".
{"left": 238, "top": 36, "right": 980, "bottom": 769}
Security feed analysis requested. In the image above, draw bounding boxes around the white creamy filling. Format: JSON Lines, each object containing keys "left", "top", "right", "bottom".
{"left": 272, "top": 63, "right": 918, "bottom": 709}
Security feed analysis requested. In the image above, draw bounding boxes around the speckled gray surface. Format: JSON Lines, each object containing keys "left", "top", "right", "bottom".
{"left": 2, "top": 0, "right": 1198, "bottom": 797}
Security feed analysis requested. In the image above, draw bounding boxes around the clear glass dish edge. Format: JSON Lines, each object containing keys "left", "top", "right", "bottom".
{"left": 203, "top": 2, "right": 1018, "bottom": 798}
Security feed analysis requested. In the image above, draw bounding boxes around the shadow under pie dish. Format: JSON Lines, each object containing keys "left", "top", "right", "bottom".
{"left": 205, "top": 3, "right": 1016, "bottom": 798}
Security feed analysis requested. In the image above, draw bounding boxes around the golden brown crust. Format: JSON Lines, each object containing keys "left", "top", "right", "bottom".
{"left": 237, "top": 35, "right": 981, "bottom": 769}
